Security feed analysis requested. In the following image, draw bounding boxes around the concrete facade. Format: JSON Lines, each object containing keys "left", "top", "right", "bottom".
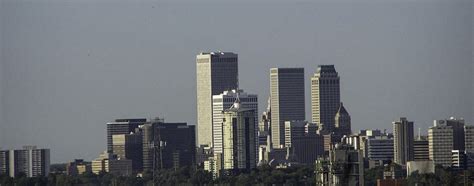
{"left": 196, "top": 52, "right": 238, "bottom": 146}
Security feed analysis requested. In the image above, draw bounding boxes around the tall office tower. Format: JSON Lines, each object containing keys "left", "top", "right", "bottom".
{"left": 212, "top": 89, "right": 258, "bottom": 154}
{"left": 0, "top": 150, "right": 9, "bottom": 175}
{"left": 311, "top": 65, "right": 340, "bottom": 132}
{"left": 7, "top": 146, "right": 50, "bottom": 177}
{"left": 112, "top": 133, "right": 143, "bottom": 172}
{"left": 334, "top": 102, "right": 351, "bottom": 136}
{"left": 434, "top": 117, "right": 465, "bottom": 151}
{"left": 196, "top": 52, "right": 239, "bottom": 146}
{"left": 222, "top": 101, "right": 256, "bottom": 173}
{"left": 413, "top": 137, "right": 429, "bottom": 161}
{"left": 141, "top": 119, "right": 196, "bottom": 172}
{"left": 270, "top": 68, "right": 305, "bottom": 148}
{"left": 393, "top": 117, "right": 414, "bottom": 165}
{"left": 465, "top": 125, "right": 474, "bottom": 153}
{"left": 106, "top": 118, "right": 147, "bottom": 153}
{"left": 428, "top": 124, "right": 454, "bottom": 167}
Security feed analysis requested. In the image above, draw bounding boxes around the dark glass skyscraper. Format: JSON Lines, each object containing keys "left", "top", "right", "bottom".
{"left": 311, "top": 65, "right": 340, "bottom": 132}
{"left": 270, "top": 68, "right": 305, "bottom": 148}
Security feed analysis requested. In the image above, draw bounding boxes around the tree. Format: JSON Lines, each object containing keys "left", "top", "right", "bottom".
{"left": 364, "top": 166, "right": 384, "bottom": 186}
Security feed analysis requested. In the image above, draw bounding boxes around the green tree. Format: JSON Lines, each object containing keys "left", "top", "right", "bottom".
{"left": 364, "top": 166, "right": 384, "bottom": 186}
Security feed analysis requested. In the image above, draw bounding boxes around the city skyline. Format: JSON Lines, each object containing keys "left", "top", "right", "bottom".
{"left": 1, "top": 1, "right": 472, "bottom": 163}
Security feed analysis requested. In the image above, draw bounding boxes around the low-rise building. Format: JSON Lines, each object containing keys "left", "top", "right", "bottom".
{"left": 406, "top": 161, "right": 435, "bottom": 176}
{"left": 315, "top": 144, "right": 364, "bottom": 186}
{"left": 66, "top": 159, "right": 91, "bottom": 176}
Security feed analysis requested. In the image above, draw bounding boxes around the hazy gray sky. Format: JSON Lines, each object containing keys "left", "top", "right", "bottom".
{"left": 1, "top": 0, "right": 472, "bottom": 163}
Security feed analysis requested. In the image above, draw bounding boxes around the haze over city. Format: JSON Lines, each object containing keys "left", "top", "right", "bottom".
{"left": 1, "top": 0, "right": 472, "bottom": 164}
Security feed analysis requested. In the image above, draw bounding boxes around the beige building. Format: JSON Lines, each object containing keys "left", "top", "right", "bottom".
{"left": 91, "top": 151, "right": 132, "bottom": 176}
{"left": 428, "top": 125, "right": 453, "bottom": 167}
{"left": 66, "top": 159, "right": 91, "bottom": 176}
{"left": 270, "top": 68, "right": 305, "bottom": 148}
{"left": 222, "top": 101, "right": 256, "bottom": 173}
{"left": 196, "top": 52, "right": 238, "bottom": 146}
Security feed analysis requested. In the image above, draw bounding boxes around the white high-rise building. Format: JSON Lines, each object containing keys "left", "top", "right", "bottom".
{"left": 270, "top": 68, "right": 305, "bottom": 148}
{"left": 212, "top": 89, "right": 258, "bottom": 154}
{"left": 428, "top": 124, "right": 454, "bottom": 167}
{"left": 196, "top": 52, "right": 238, "bottom": 146}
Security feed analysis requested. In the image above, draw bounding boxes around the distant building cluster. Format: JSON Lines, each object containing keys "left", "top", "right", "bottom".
{"left": 192, "top": 51, "right": 473, "bottom": 185}
{"left": 194, "top": 52, "right": 354, "bottom": 178}
{"left": 3, "top": 51, "right": 471, "bottom": 185}
{"left": 92, "top": 118, "right": 196, "bottom": 176}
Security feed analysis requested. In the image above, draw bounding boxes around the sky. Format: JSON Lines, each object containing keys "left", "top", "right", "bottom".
{"left": 0, "top": 0, "right": 472, "bottom": 163}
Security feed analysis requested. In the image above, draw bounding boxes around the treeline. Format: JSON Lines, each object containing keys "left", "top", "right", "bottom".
{"left": 364, "top": 165, "right": 474, "bottom": 186}
{"left": 0, "top": 165, "right": 315, "bottom": 186}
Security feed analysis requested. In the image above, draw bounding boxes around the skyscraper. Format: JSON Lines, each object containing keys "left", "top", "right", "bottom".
{"left": 196, "top": 52, "right": 238, "bottom": 146}
{"left": 311, "top": 65, "right": 340, "bottom": 132}
{"left": 222, "top": 100, "right": 256, "bottom": 174}
{"left": 393, "top": 117, "right": 414, "bottom": 165}
{"left": 212, "top": 89, "right": 257, "bottom": 154}
{"left": 270, "top": 68, "right": 305, "bottom": 148}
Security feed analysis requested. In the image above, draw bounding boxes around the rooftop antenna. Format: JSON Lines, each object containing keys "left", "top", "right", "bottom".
{"left": 418, "top": 128, "right": 421, "bottom": 140}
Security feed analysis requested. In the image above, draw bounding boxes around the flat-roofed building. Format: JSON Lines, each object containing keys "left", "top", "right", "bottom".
{"left": 222, "top": 101, "right": 256, "bottom": 174}
{"left": 428, "top": 125, "right": 453, "bottom": 167}
{"left": 5, "top": 146, "right": 50, "bottom": 178}
{"left": 106, "top": 118, "right": 147, "bottom": 153}
{"left": 270, "top": 68, "right": 305, "bottom": 148}
{"left": 196, "top": 52, "right": 239, "bottom": 147}
{"left": 212, "top": 89, "right": 257, "bottom": 154}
